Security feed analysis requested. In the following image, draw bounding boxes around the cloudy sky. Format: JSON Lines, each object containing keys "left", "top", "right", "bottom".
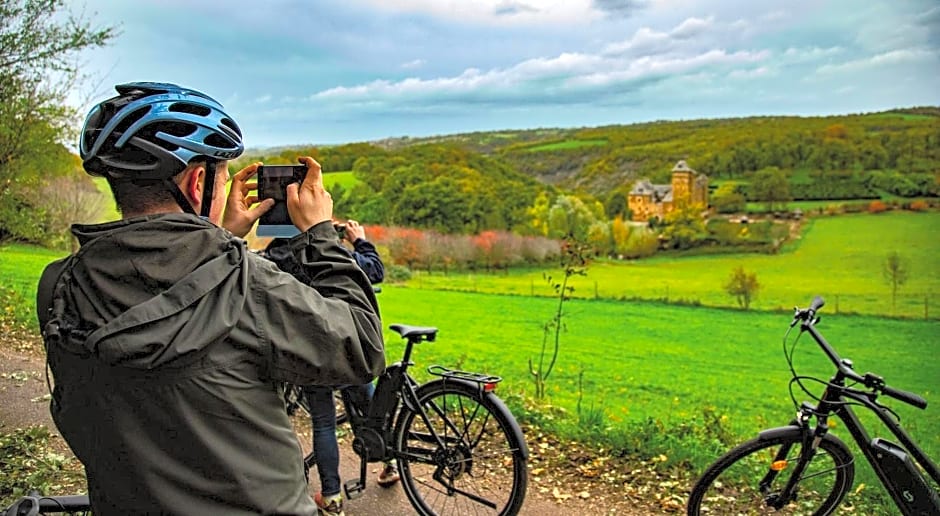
{"left": 69, "top": 0, "right": 939, "bottom": 148}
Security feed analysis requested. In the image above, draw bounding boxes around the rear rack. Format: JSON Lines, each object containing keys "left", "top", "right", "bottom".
{"left": 428, "top": 365, "right": 502, "bottom": 385}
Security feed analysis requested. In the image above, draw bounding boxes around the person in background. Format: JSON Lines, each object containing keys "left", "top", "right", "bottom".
{"left": 340, "top": 219, "right": 383, "bottom": 284}
{"left": 37, "top": 82, "right": 385, "bottom": 515}
{"left": 264, "top": 219, "right": 396, "bottom": 516}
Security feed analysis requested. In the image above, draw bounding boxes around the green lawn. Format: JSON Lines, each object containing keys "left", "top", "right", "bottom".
{"left": 375, "top": 287, "right": 939, "bottom": 463}
{"left": 408, "top": 211, "right": 940, "bottom": 319}
{"left": 322, "top": 170, "right": 359, "bottom": 191}
{"left": 525, "top": 139, "right": 608, "bottom": 152}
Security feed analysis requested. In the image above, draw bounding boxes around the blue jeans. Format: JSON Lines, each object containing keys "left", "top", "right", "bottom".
{"left": 303, "top": 383, "right": 374, "bottom": 496}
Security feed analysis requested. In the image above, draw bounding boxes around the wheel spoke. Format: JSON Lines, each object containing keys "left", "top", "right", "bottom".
{"left": 397, "top": 385, "right": 527, "bottom": 515}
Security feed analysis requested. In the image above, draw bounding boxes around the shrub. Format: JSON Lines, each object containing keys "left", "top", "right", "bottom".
{"left": 908, "top": 200, "right": 928, "bottom": 212}
{"left": 868, "top": 200, "right": 887, "bottom": 214}
{"left": 385, "top": 265, "right": 412, "bottom": 283}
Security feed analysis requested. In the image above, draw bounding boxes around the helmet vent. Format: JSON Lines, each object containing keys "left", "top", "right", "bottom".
{"left": 169, "top": 102, "right": 211, "bottom": 117}
{"left": 220, "top": 118, "right": 242, "bottom": 138}
{"left": 205, "top": 133, "right": 236, "bottom": 149}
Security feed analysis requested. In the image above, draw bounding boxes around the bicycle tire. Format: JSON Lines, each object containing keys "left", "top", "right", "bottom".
{"left": 687, "top": 427, "right": 854, "bottom": 515}
{"left": 393, "top": 379, "right": 528, "bottom": 516}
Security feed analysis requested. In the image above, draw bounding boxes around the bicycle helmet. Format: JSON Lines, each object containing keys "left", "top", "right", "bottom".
{"left": 80, "top": 82, "right": 244, "bottom": 216}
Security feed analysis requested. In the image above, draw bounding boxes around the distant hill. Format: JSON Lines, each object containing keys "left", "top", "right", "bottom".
{"left": 366, "top": 108, "right": 939, "bottom": 197}
{"left": 241, "top": 108, "right": 938, "bottom": 216}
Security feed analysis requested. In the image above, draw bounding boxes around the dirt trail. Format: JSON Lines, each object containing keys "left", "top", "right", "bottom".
{"left": 0, "top": 343, "right": 665, "bottom": 515}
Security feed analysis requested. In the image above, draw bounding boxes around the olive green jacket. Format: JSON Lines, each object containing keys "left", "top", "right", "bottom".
{"left": 38, "top": 214, "right": 384, "bottom": 515}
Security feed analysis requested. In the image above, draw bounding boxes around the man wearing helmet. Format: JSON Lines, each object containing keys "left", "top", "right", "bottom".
{"left": 36, "top": 83, "right": 385, "bottom": 515}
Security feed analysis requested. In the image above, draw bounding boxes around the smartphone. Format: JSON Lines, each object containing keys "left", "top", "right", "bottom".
{"left": 256, "top": 164, "right": 307, "bottom": 237}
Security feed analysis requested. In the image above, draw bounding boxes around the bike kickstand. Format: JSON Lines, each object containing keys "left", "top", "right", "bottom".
{"left": 343, "top": 455, "right": 368, "bottom": 500}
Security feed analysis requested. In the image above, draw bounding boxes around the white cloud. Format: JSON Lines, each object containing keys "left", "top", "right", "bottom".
{"left": 312, "top": 46, "right": 769, "bottom": 106}
{"left": 603, "top": 16, "right": 716, "bottom": 56}
{"left": 729, "top": 66, "right": 772, "bottom": 79}
{"left": 816, "top": 48, "right": 938, "bottom": 75}
{"left": 670, "top": 16, "right": 714, "bottom": 39}
{"left": 401, "top": 59, "right": 427, "bottom": 69}
{"left": 352, "top": 0, "right": 600, "bottom": 26}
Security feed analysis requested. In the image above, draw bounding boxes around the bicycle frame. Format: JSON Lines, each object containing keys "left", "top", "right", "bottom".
{"left": 802, "top": 322, "right": 940, "bottom": 514}
{"left": 340, "top": 325, "right": 523, "bottom": 503}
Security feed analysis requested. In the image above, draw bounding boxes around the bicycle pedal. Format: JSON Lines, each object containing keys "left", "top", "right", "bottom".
{"left": 343, "top": 479, "right": 364, "bottom": 500}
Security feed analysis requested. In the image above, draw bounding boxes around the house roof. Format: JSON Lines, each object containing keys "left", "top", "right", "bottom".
{"left": 672, "top": 160, "right": 696, "bottom": 173}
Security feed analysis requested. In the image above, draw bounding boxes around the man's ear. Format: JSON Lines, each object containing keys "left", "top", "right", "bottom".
{"left": 185, "top": 165, "right": 206, "bottom": 206}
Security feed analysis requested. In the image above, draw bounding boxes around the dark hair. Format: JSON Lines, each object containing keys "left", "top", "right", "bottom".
{"left": 106, "top": 171, "right": 186, "bottom": 216}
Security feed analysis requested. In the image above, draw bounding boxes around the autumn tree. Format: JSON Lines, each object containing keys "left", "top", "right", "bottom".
{"left": 1, "top": 0, "right": 115, "bottom": 243}
{"left": 883, "top": 251, "right": 909, "bottom": 313}
{"left": 725, "top": 267, "right": 760, "bottom": 310}
{"left": 660, "top": 203, "right": 707, "bottom": 249}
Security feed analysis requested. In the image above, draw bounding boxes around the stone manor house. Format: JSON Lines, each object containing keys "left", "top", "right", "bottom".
{"left": 627, "top": 160, "right": 708, "bottom": 222}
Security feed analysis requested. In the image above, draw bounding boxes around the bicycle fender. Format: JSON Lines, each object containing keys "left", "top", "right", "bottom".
{"left": 758, "top": 425, "right": 804, "bottom": 441}
{"left": 415, "top": 378, "right": 530, "bottom": 460}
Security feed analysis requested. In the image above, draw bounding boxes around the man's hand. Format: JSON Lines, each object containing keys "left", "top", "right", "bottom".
{"left": 222, "top": 162, "right": 275, "bottom": 238}
{"left": 287, "top": 157, "right": 332, "bottom": 233}
{"left": 344, "top": 220, "right": 366, "bottom": 243}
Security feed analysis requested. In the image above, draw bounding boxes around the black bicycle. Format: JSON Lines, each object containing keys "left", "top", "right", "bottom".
{"left": 288, "top": 323, "right": 529, "bottom": 515}
{"left": 687, "top": 296, "right": 939, "bottom": 515}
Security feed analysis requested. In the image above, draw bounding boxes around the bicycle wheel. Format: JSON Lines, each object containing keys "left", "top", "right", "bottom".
{"left": 393, "top": 379, "right": 528, "bottom": 516}
{"left": 687, "top": 428, "right": 854, "bottom": 515}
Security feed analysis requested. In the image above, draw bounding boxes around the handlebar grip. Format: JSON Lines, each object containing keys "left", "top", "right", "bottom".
{"left": 809, "top": 296, "right": 825, "bottom": 314}
{"left": 882, "top": 385, "right": 928, "bottom": 410}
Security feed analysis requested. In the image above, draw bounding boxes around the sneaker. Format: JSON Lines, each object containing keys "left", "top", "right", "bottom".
{"left": 377, "top": 461, "right": 400, "bottom": 488}
{"left": 314, "top": 492, "right": 345, "bottom": 516}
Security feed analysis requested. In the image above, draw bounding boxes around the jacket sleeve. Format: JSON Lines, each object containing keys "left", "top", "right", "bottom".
{"left": 250, "top": 221, "right": 385, "bottom": 386}
{"left": 352, "top": 238, "right": 385, "bottom": 285}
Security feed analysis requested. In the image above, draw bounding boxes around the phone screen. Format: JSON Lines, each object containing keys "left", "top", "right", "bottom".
{"left": 257, "top": 164, "right": 306, "bottom": 237}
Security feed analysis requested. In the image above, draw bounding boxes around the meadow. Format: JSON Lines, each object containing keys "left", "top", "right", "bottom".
{"left": 407, "top": 211, "right": 940, "bottom": 319}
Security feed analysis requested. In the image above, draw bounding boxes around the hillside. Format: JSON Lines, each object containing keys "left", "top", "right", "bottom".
{"left": 242, "top": 107, "right": 939, "bottom": 204}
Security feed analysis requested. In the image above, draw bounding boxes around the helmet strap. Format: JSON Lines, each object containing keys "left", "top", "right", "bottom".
{"left": 164, "top": 178, "right": 198, "bottom": 216}
{"left": 200, "top": 159, "right": 218, "bottom": 219}
{"left": 162, "top": 159, "right": 218, "bottom": 218}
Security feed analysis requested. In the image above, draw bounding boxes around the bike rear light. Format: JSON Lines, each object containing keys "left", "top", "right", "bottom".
{"left": 484, "top": 382, "right": 498, "bottom": 392}
{"left": 771, "top": 460, "right": 789, "bottom": 471}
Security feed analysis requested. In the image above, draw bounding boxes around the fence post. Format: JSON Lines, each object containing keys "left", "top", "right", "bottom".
{"left": 594, "top": 281, "right": 599, "bottom": 299}
{"left": 835, "top": 295, "right": 839, "bottom": 314}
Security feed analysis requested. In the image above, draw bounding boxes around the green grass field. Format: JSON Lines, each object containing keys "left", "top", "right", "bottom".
{"left": 322, "top": 170, "right": 359, "bottom": 191}
{"left": 408, "top": 211, "right": 940, "bottom": 319}
{"left": 525, "top": 139, "right": 608, "bottom": 152}
{"left": 374, "top": 286, "right": 939, "bottom": 457}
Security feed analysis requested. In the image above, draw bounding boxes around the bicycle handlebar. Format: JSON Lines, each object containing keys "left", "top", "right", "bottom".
{"left": 882, "top": 384, "right": 928, "bottom": 410}
{"left": 794, "top": 296, "right": 928, "bottom": 411}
